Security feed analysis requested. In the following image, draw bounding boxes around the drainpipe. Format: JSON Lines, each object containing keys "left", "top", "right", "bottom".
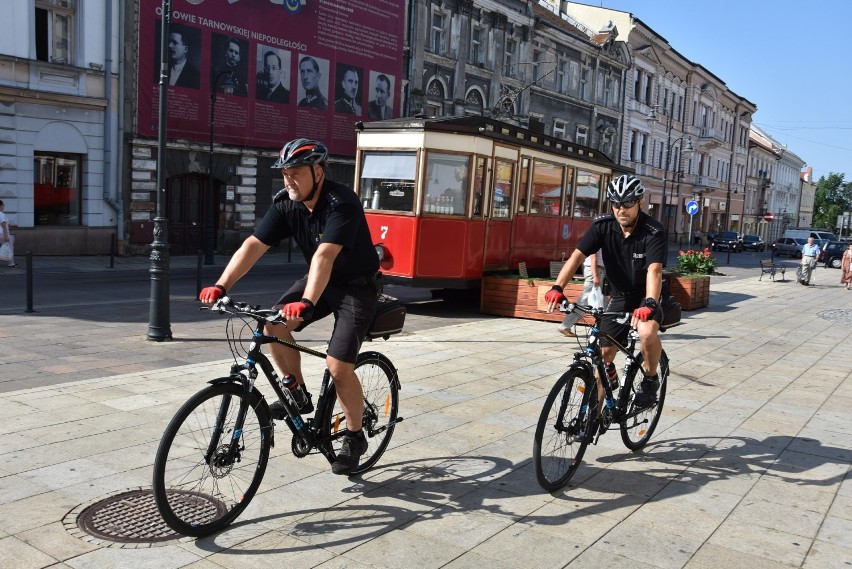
{"left": 102, "top": 0, "right": 123, "bottom": 247}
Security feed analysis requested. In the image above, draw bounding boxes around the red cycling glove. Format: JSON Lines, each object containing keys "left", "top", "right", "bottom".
{"left": 281, "top": 298, "right": 315, "bottom": 320}
{"left": 544, "top": 285, "right": 565, "bottom": 305}
{"left": 199, "top": 284, "right": 226, "bottom": 303}
{"left": 632, "top": 298, "right": 657, "bottom": 321}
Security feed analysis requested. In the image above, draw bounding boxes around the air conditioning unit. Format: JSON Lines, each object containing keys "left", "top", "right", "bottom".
{"left": 719, "top": 202, "right": 726, "bottom": 211}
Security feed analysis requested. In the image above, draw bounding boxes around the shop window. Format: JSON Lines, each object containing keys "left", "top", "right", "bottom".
{"left": 34, "top": 153, "right": 82, "bottom": 226}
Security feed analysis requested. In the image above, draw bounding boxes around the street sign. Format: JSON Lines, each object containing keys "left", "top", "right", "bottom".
{"left": 685, "top": 200, "right": 699, "bottom": 216}
{"left": 764, "top": 212, "right": 775, "bottom": 222}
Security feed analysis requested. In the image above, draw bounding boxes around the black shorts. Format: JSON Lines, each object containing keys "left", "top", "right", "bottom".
{"left": 274, "top": 275, "right": 378, "bottom": 364}
{"left": 599, "top": 293, "right": 663, "bottom": 348}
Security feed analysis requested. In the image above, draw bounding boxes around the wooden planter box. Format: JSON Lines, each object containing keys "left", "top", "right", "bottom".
{"left": 667, "top": 274, "right": 710, "bottom": 310}
{"left": 480, "top": 277, "right": 589, "bottom": 323}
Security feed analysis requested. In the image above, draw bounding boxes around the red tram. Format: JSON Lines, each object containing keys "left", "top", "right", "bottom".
{"left": 354, "top": 116, "right": 623, "bottom": 288}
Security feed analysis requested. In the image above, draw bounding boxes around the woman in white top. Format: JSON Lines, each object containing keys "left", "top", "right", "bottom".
{"left": 0, "top": 200, "right": 17, "bottom": 268}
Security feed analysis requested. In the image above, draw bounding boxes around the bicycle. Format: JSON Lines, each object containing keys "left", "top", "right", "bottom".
{"left": 152, "top": 296, "right": 403, "bottom": 537}
{"left": 533, "top": 301, "right": 670, "bottom": 492}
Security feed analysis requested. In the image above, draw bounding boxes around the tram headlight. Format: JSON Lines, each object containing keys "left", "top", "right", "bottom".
{"left": 374, "top": 243, "right": 386, "bottom": 261}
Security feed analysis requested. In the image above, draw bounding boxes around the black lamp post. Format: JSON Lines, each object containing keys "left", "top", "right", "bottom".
{"left": 204, "top": 72, "right": 235, "bottom": 265}
{"left": 147, "top": 0, "right": 172, "bottom": 342}
{"left": 648, "top": 102, "right": 694, "bottom": 265}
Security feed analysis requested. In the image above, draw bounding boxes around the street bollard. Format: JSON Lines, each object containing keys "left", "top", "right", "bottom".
{"left": 109, "top": 233, "right": 116, "bottom": 268}
{"left": 25, "top": 251, "right": 34, "bottom": 313}
{"left": 196, "top": 250, "right": 203, "bottom": 300}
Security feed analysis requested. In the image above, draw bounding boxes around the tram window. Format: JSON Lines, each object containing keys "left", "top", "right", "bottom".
{"left": 360, "top": 151, "right": 416, "bottom": 212}
{"left": 530, "top": 160, "right": 563, "bottom": 216}
{"left": 492, "top": 159, "right": 514, "bottom": 219}
{"left": 424, "top": 152, "right": 469, "bottom": 215}
{"left": 517, "top": 157, "right": 530, "bottom": 213}
{"left": 574, "top": 170, "right": 602, "bottom": 218}
{"left": 472, "top": 156, "right": 487, "bottom": 217}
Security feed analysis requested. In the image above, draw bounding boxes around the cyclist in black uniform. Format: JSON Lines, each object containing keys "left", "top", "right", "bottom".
{"left": 200, "top": 138, "right": 379, "bottom": 474}
{"left": 545, "top": 174, "right": 665, "bottom": 408}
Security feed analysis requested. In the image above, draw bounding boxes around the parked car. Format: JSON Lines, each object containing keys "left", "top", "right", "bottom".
{"left": 773, "top": 237, "right": 805, "bottom": 258}
{"left": 711, "top": 231, "right": 743, "bottom": 252}
{"left": 742, "top": 234, "right": 766, "bottom": 252}
{"left": 819, "top": 240, "right": 847, "bottom": 268}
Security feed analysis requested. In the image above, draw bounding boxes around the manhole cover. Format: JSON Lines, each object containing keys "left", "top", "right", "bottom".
{"left": 65, "top": 488, "right": 224, "bottom": 546}
{"left": 818, "top": 309, "right": 852, "bottom": 325}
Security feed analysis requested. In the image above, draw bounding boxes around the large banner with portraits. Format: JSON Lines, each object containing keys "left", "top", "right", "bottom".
{"left": 137, "top": 0, "right": 405, "bottom": 156}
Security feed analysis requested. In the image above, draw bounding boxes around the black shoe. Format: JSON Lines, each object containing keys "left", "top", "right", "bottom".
{"left": 633, "top": 374, "right": 660, "bottom": 409}
{"left": 268, "top": 388, "right": 314, "bottom": 419}
{"left": 331, "top": 429, "right": 368, "bottom": 475}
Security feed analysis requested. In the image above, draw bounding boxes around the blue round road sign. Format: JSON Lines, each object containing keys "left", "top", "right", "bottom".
{"left": 686, "top": 200, "right": 699, "bottom": 216}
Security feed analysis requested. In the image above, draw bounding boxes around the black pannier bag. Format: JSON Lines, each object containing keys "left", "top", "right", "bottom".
{"left": 366, "top": 294, "right": 406, "bottom": 340}
{"left": 660, "top": 276, "right": 681, "bottom": 327}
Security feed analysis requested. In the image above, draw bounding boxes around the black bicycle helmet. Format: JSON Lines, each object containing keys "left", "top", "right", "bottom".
{"left": 272, "top": 138, "right": 328, "bottom": 169}
{"left": 606, "top": 174, "right": 645, "bottom": 203}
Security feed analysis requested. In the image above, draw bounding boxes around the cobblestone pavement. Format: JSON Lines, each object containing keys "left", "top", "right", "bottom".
{"left": 0, "top": 255, "right": 849, "bottom": 568}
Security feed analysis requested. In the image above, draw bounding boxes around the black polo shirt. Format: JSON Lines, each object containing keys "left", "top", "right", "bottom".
{"left": 577, "top": 211, "right": 665, "bottom": 297}
{"left": 254, "top": 179, "right": 379, "bottom": 285}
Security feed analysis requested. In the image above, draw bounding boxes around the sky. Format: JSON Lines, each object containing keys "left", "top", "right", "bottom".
{"left": 588, "top": 0, "right": 851, "bottom": 183}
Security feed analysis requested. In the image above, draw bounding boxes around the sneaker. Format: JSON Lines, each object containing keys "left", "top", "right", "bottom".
{"left": 633, "top": 374, "right": 660, "bottom": 409}
{"left": 331, "top": 429, "right": 368, "bottom": 475}
{"left": 268, "top": 388, "right": 314, "bottom": 419}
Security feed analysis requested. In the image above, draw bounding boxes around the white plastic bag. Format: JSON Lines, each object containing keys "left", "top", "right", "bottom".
{"left": 588, "top": 286, "right": 604, "bottom": 309}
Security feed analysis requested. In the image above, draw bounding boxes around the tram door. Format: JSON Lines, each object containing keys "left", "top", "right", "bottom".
{"left": 482, "top": 154, "right": 516, "bottom": 270}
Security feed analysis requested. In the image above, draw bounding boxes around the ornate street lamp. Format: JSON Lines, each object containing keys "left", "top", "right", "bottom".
{"left": 147, "top": 0, "right": 172, "bottom": 342}
{"left": 204, "top": 72, "right": 235, "bottom": 265}
{"left": 648, "top": 103, "right": 694, "bottom": 264}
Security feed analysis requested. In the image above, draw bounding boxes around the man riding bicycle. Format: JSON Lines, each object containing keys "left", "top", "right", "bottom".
{"left": 199, "top": 138, "right": 380, "bottom": 474}
{"left": 545, "top": 174, "right": 665, "bottom": 408}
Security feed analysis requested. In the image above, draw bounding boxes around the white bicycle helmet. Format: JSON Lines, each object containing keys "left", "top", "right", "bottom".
{"left": 272, "top": 138, "right": 328, "bottom": 169}
{"left": 606, "top": 174, "right": 645, "bottom": 203}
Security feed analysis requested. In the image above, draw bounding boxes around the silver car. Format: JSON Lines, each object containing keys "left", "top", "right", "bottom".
{"left": 773, "top": 237, "right": 805, "bottom": 258}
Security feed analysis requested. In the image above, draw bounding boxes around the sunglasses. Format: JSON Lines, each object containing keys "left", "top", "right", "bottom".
{"left": 611, "top": 199, "right": 639, "bottom": 210}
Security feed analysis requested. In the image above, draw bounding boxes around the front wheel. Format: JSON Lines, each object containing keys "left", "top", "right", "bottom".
{"left": 152, "top": 382, "right": 272, "bottom": 537}
{"left": 533, "top": 366, "right": 595, "bottom": 492}
{"left": 620, "top": 351, "right": 669, "bottom": 451}
{"left": 320, "top": 351, "right": 399, "bottom": 475}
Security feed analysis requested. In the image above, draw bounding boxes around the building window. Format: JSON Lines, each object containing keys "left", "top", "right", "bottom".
{"left": 35, "top": 0, "right": 76, "bottom": 64}
{"left": 504, "top": 38, "right": 516, "bottom": 77}
{"left": 532, "top": 49, "right": 542, "bottom": 82}
{"left": 34, "top": 152, "right": 82, "bottom": 226}
{"left": 431, "top": 12, "right": 446, "bottom": 55}
{"left": 557, "top": 60, "right": 568, "bottom": 93}
{"left": 553, "top": 119, "right": 567, "bottom": 139}
{"left": 471, "top": 27, "right": 484, "bottom": 65}
{"left": 569, "top": 60, "right": 579, "bottom": 95}
{"left": 579, "top": 66, "right": 590, "bottom": 101}
{"left": 576, "top": 125, "right": 588, "bottom": 146}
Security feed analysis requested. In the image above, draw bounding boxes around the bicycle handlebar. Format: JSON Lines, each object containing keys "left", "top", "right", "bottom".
{"left": 559, "top": 301, "right": 631, "bottom": 325}
{"left": 205, "top": 296, "right": 283, "bottom": 325}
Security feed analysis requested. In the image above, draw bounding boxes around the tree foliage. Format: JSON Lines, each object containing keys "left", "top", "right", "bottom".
{"left": 813, "top": 173, "right": 851, "bottom": 230}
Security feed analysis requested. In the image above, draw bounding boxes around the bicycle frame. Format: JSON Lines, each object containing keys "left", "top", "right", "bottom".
{"left": 207, "top": 299, "right": 341, "bottom": 466}
{"left": 563, "top": 303, "right": 646, "bottom": 435}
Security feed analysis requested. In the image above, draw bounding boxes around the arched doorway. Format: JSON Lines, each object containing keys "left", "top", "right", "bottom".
{"left": 166, "top": 173, "right": 220, "bottom": 256}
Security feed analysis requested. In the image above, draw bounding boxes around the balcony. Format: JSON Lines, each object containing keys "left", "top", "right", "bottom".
{"left": 698, "top": 128, "right": 726, "bottom": 143}
{"left": 696, "top": 176, "right": 720, "bottom": 190}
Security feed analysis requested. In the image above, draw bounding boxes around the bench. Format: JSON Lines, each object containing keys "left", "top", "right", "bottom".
{"left": 759, "top": 258, "right": 786, "bottom": 281}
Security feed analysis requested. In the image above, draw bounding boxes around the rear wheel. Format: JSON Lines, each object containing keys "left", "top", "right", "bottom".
{"left": 533, "top": 366, "right": 595, "bottom": 491}
{"left": 320, "top": 351, "right": 399, "bottom": 475}
{"left": 153, "top": 382, "right": 271, "bottom": 537}
{"left": 620, "top": 351, "right": 669, "bottom": 451}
